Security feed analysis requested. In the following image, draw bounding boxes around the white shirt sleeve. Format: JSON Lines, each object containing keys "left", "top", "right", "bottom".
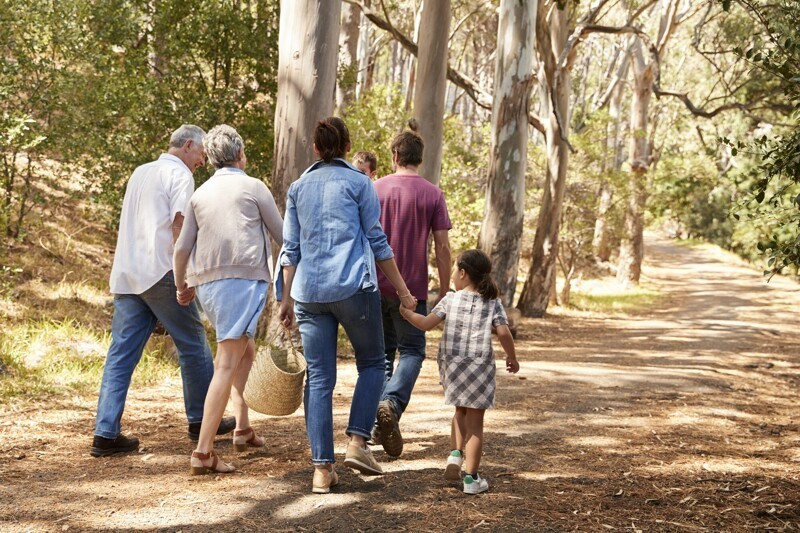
{"left": 168, "top": 168, "right": 194, "bottom": 220}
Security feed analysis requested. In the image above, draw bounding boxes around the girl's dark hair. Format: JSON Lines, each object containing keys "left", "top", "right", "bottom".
{"left": 314, "top": 117, "right": 350, "bottom": 162}
{"left": 457, "top": 249, "right": 498, "bottom": 300}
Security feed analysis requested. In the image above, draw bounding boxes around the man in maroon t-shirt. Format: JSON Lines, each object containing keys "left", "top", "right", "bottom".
{"left": 372, "top": 130, "right": 452, "bottom": 457}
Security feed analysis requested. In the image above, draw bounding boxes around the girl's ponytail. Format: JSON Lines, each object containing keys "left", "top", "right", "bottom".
{"left": 476, "top": 272, "right": 498, "bottom": 300}
{"left": 457, "top": 249, "right": 498, "bottom": 300}
{"left": 313, "top": 117, "right": 350, "bottom": 162}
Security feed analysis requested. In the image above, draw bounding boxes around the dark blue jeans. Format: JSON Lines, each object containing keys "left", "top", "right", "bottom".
{"left": 295, "top": 290, "right": 385, "bottom": 464}
{"left": 94, "top": 272, "right": 214, "bottom": 439}
{"left": 381, "top": 296, "right": 427, "bottom": 420}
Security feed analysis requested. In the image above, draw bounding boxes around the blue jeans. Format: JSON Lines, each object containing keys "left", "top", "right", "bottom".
{"left": 381, "top": 297, "right": 427, "bottom": 419}
{"left": 94, "top": 272, "right": 214, "bottom": 439}
{"left": 295, "top": 290, "right": 385, "bottom": 465}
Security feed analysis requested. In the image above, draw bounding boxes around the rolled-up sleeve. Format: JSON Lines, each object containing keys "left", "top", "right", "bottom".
{"left": 281, "top": 184, "right": 301, "bottom": 267}
{"left": 359, "top": 180, "right": 394, "bottom": 261}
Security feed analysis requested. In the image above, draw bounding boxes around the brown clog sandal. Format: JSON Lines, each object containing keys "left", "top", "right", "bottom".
{"left": 190, "top": 450, "right": 235, "bottom": 475}
{"left": 233, "top": 427, "right": 265, "bottom": 452}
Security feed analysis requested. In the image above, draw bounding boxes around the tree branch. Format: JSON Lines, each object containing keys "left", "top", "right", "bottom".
{"left": 652, "top": 87, "right": 782, "bottom": 118}
{"left": 344, "top": 0, "right": 546, "bottom": 133}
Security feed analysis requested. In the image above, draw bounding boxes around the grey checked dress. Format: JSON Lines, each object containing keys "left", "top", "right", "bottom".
{"left": 431, "top": 290, "right": 509, "bottom": 409}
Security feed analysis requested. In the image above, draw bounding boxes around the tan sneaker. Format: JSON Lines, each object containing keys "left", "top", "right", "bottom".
{"left": 343, "top": 444, "right": 384, "bottom": 476}
{"left": 312, "top": 466, "right": 338, "bottom": 494}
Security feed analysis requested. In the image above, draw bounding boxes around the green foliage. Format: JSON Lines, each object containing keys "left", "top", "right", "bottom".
{"left": 0, "top": 0, "right": 280, "bottom": 236}
{"left": 649, "top": 146, "right": 734, "bottom": 243}
{"left": 341, "top": 84, "right": 411, "bottom": 177}
{"left": 724, "top": 0, "right": 800, "bottom": 275}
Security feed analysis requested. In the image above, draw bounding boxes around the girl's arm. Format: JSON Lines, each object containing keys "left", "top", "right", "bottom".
{"left": 399, "top": 304, "right": 444, "bottom": 331}
{"left": 496, "top": 324, "right": 519, "bottom": 373}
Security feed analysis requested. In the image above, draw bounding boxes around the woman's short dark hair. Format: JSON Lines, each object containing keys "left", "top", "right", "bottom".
{"left": 390, "top": 130, "right": 424, "bottom": 167}
{"left": 314, "top": 117, "right": 350, "bottom": 162}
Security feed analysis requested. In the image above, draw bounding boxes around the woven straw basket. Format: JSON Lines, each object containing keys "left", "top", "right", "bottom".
{"left": 244, "top": 339, "right": 306, "bottom": 416}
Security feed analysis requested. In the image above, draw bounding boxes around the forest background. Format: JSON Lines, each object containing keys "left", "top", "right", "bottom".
{"left": 0, "top": 0, "right": 799, "bottom": 382}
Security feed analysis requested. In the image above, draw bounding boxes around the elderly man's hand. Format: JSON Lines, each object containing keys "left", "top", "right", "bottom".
{"left": 176, "top": 284, "right": 195, "bottom": 306}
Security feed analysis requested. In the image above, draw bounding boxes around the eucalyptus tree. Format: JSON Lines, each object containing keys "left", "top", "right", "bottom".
{"left": 413, "top": 0, "right": 452, "bottom": 185}
{"left": 478, "top": 0, "right": 537, "bottom": 306}
{"left": 272, "top": 0, "right": 343, "bottom": 213}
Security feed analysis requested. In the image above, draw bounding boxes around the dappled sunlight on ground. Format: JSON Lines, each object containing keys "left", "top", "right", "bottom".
{"left": 2, "top": 237, "right": 800, "bottom": 530}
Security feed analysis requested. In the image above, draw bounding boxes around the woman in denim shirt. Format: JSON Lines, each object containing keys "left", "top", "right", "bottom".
{"left": 278, "top": 117, "right": 416, "bottom": 494}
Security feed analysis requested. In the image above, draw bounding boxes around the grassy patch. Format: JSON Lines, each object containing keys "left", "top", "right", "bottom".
{"left": 568, "top": 280, "right": 661, "bottom": 314}
{"left": 0, "top": 319, "right": 180, "bottom": 401}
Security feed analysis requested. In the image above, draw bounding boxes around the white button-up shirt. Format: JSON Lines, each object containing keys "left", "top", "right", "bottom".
{"left": 109, "top": 154, "right": 194, "bottom": 294}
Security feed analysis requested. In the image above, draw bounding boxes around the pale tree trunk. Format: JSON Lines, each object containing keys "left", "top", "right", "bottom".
{"left": 617, "top": 41, "right": 654, "bottom": 285}
{"left": 336, "top": 2, "right": 360, "bottom": 112}
{"left": 616, "top": 0, "right": 677, "bottom": 284}
{"left": 265, "top": 0, "right": 342, "bottom": 338}
{"left": 593, "top": 56, "right": 629, "bottom": 261}
{"left": 517, "top": 2, "right": 570, "bottom": 317}
{"left": 405, "top": 3, "right": 423, "bottom": 111}
{"left": 477, "top": 0, "right": 537, "bottom": 307}
{"left": 272, "top": 0, "right": 341, "bottom": 210}
{"left": 413, "top": 0, "right": 451, "bottom": 185}
{"left": 356, "top": 0, "right": 372, "bottom": 98}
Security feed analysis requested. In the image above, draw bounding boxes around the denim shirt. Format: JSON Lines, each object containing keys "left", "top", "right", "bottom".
{"left": 279, "top": 158, "right": 394, "bottom": 303}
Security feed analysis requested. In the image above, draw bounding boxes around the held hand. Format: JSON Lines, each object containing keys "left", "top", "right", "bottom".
{"left": 176, "top": 283, "right": 195, "bottom": 306}
{"left": 506, "top": 357, "right": 520, "bottom": 374}
{"left": 278, "top": 300, "right": 295, "bottom": 328}
{"left": 398, "top": 292, "right": 417, "bottom": 310}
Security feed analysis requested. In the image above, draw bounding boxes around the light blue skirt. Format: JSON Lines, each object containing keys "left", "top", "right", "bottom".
{"left": 196, "top": 278, "right": 268, "bottom": 342}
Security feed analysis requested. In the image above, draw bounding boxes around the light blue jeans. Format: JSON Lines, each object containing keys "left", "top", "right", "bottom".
{"left": 94, "top": 272, "right": 214, "bottom": 439}
{"left": 295, "top": 289, "right": 385, "bottom": 465}
{"left": 381, "top": 297, "right": 427, "bottom": 419}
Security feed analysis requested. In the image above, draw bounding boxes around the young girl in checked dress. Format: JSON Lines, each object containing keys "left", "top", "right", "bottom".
{"left": 399, "top": 249, "right": 519, "bottom": 494}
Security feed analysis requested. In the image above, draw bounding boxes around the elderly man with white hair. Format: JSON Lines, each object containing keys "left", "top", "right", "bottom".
{"left": 91, "top": 124, "right": 235, "bottom": 458}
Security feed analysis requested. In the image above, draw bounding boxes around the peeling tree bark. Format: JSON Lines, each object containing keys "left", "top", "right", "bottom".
{"left": 477, "top": 0, "right": 537, "bottom": 307}
{"left": 336, "top": 2, "right": 360, "bottom": 112}
{"left": 413, "top": 0, "right": 451, "bottom": 185}
{"left": 272, "top": 0, "right": 342, "bottom": 214}
{"left": 617, "top": 40, "right": 655, "bottom": 286}
{"left": 593, "top": 51, "right": 629, "bottom": 262}
{"left": 517, "top": 2, "right": 571, "bottom": 318}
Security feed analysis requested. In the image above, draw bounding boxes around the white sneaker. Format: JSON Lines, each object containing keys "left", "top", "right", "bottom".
{"left": 444, "top": 451, "right": 463, "bottom": 481}
{"left": 463, "top": 475, "right": 489, "bottom": 495}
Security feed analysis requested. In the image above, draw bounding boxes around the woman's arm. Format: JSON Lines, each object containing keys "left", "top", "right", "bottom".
{"left": 376, "top": 258, "right": 416, "bottom": 309}
{"left": 257, "top": 181, "right": 284, "bottom": 246}
{"left": 278, "top": 265, "right": 297, "bottom": 327}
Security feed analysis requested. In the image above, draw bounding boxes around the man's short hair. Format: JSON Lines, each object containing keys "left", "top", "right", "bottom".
{"left": 169, "top": 124, "right": 205, "bottom": 149}
{"left": 390, "top": 130, "right": 423, "bottom": 167}
{"left": 204, "top": 124, "right": 244, "bottom": 169}
{"left": 352, "top": 150, "right": 377, "bottom": 173}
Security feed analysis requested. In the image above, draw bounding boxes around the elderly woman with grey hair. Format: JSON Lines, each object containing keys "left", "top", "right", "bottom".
{"left": 174, "top": 124, "right": 283, "bottom": 475}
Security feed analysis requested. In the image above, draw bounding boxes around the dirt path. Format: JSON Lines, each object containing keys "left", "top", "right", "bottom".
{"left": 1, "top": 237, "right": 799, "bottom": 531}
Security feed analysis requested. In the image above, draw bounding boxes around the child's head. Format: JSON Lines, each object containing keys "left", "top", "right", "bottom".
{"left": 352, "top": 150, "right": 378, "bottom": 179}
{"left": 455, "top": 249, "right": 499, "bottom": 300}
{"left": 390, "top": 130, "right": 424, "bottom": 169}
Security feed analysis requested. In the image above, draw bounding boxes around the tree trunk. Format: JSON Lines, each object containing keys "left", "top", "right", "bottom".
{"left": 592, "top": 58, "right": 628, "bottom": 262}
{"left": 356, "top": 0, "right": 372, "bottom": 98}
{"left": 617, "top": 42, "right": 654, "bottom": 286}
{"left": 517, "top": 3, "right": 570, "bottom": 318}
{"left": 477, "top": 0, "right": 537, "bottom": 307}
{"left": 336, "top": 2, "right": 360, "bottom": 112}
{"left": 272, "top": 0, "right": 342, "bottom": 214}
{"left": 413, "top": 0, "right": 451, "bottom": 185}
{"left": 404, "top": 4, "right": 423, "bottom": 111}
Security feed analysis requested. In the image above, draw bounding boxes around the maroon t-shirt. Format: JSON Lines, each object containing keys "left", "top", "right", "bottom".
{"left": 374, "top": 173, "right": 451, "bottom": 301}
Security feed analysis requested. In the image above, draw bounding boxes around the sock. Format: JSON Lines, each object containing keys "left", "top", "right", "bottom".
{"left": 466, "top": 472, "right": 479, "bottom": 480}
{"left": 450, "top": 449, "right": 462, "bottom": 457}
